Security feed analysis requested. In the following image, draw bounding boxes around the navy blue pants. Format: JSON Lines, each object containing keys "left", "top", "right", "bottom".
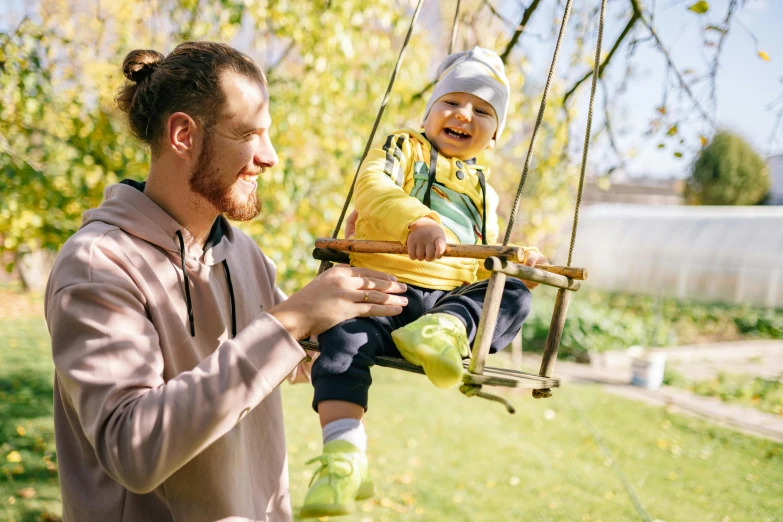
{"left": 311, "top": 277, "right": 532, "bottom": 412}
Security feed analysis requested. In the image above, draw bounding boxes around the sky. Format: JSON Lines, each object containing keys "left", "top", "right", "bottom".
{"left": 2, "top": 0, "right": 781, "bottom": 179}
{"left": 507, "top": 0, "right": 783, "bottom": 178}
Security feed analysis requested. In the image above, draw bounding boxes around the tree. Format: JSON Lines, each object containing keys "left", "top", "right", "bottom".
{"left": 685, "top": 130, "right": 769, "bottom": 205}
{"left": 1, "top": 0, "right": 574, "bottom": 293}
{"left": 9, "top": 1, "right": 771, "bottom": 291}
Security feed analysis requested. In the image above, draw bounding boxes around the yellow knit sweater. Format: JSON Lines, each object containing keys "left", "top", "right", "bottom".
{"left": 350, "top": 128, "right": 501, "bottom": 290}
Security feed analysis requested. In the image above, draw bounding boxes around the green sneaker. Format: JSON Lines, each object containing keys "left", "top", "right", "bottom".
{"left": 299, "top": 440, "right": 375, "bottom": 519}
{"left": 391, "top": 313, "right": 470, "bottom": 389}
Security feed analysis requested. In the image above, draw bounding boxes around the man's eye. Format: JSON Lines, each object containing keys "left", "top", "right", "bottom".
{"left": 244, "top": 133, "right": 255, "bottom": 141}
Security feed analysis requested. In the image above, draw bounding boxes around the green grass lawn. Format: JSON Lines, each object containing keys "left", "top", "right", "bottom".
{"left": 0, "top": 296, "right": 61, "bottom": 522}
{"left": 1, "top": 289, "right": 782, "bottom": 522}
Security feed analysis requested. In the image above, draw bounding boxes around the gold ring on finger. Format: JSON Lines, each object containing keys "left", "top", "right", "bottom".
{"left": 363, "top": 290, "right": 369, "bottom": 303}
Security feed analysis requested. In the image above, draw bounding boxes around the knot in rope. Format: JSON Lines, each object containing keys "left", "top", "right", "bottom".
{"left": 460, "top": 383, "right": 516, "bottom": 414}
{"left": 532, "top": 388, "right": 552, "bottom": 399}
{"left": 459, "top": 383, "right": 481, "bottom": 397}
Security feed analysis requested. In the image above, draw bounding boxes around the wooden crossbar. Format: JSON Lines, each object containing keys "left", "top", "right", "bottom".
{"left": 313, "top": 238, "right": 587, "bottom": 280}
{"left": 484, "top": 257, "right": 581, "bottom": 291}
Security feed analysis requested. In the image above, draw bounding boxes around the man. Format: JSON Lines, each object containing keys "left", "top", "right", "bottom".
{"left": 44, "top": 41, "right": 408, "bottom": 522}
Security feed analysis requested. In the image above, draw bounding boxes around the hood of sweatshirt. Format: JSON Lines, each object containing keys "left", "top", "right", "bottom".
{"left": 82, "top": 179, "right": 234, "bottom": 268}
{"left": 82, "top": 179, "right": 239, "bottom": 337}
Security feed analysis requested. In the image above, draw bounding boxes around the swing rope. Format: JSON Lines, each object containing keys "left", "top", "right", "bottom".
{"left": 325, "top": 0, "right": 602, "bottom": 261}
{"left": 322, "top": 0, "right": 425, "bottom": 274}
{"left": 528, "top": 0, "right": 607, "bottom": 402}
{"left": 501, "top": 0, "right": 575, "bottom": 246}
{"left": 567, "top": 0, "right": 607, "bottom": 267}
{"left": 448, "top": 0, "right": 461, "bottom": 55}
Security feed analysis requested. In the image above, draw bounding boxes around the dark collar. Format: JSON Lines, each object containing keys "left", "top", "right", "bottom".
{"left": 119, "top": 178, "right": 227, "bottom": 247}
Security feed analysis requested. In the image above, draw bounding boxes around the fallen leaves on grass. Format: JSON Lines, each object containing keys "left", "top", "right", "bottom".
{"left": 6, "top": 450, "right": 22, "bottom": 462}
{"left": 16, "top": 487, "right": 35, "bottom": 499}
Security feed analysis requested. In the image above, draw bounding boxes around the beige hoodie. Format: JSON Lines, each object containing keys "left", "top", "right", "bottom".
{"left": 45, "top": 181, "right": 307, "bottom": 522}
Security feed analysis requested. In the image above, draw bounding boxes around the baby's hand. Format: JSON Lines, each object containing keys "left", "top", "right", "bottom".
{"left": 521, "top": 249, "right": 548, "bottom": 290}
{"left": 406, "top": 218, "right": 447, "bottom": 261}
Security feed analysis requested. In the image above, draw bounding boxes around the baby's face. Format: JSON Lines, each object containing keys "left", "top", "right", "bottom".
{"left": 423, "top": 92, "right": 497, "bottom": 160}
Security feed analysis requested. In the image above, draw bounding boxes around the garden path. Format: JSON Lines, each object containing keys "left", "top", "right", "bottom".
{"left": 519, "top": 341, "right": 783, "bottom": 443}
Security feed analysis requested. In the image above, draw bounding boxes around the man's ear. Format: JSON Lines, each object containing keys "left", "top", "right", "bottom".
{"left": 167, "top": 112, "right": 199, "bottom": 159}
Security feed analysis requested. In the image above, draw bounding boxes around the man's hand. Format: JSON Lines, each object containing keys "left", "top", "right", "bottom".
{"left": 520, "top": 249, "right": 548, "bottom": 290}
{"left": 269, "top": 266, "right": 408, "bottom": 340}
{"left": 406, "top": 217, "right": 447, "bottom": 261}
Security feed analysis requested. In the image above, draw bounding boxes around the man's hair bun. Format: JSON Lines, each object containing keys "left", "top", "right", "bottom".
{"left": 115, "top": 41, "right": 266, "bottom": 152}
{"left": 122, "top": 49, "right": 165, "bottom": 83}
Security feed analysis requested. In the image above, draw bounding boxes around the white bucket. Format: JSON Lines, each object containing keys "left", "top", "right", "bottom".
{"left": 631, "top": 352, "right": 667, "bottom": 389}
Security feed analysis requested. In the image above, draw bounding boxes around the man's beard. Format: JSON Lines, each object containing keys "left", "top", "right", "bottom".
{"left": 189, "top": 134, "right": 262, "bottom": 221}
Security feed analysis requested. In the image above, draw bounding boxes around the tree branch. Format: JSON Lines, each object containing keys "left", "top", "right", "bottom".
{"left": 0, "top": 132, "right": 44, "bottom": 173}
{"left": 635, "top": 0, "right": 715, "bottom": 126}
{"left": 563, "top": 5, "right": 641, "bottom": 107}
{"left": 410, "top": 78, "right": 437, "bottom": 104}
{"left": 564, "top": 0, "right": 715, "bottom": 127}
{"left": 410, "top": 0, "right": 542, "bottom": 103}
{"left": 482, "top": 0, "right": 520, "bottom": 29}
{"left": 600, "top": 78, "right": 626, "bottom": 172}
{"left": 499, "top": 0, "right": 543, "bottom": 64}
{"left": 767, "top": 94, "right": 783, "bottom": 156}
{"left": 265, "top": 39, "right": 296, "bottom": 78}
{"left": 706, "top": 0, "right": 738, "bottom": 120}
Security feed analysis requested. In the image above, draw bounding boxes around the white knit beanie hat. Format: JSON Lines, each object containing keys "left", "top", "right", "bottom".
{"left": 423, "top": 46, "right": 510, "bottom": 139}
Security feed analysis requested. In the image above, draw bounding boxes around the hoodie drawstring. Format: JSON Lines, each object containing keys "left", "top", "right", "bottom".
{"left": 175, "top": 230, "right": 237, "bottom": 339}
{"left": 222, "top": 260, "right": 237, "bottom": 338}
{"left": 175, "top": 230, "right": 196, "bottom": 337}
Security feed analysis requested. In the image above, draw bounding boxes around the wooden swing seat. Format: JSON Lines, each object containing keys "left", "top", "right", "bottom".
{"left": 299, "top": 339, "right": 561, "bottom": 390}
{"left": 301, "top": 239, "right": 586, "bottom": 412}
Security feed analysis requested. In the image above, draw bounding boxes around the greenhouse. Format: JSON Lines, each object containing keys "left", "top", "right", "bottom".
{"left": 570, "top": 204, "right": 783, "bottom": 308}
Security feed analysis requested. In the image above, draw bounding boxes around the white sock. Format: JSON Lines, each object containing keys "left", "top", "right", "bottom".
{"left": 322, "top": 418, "right": 367, "bottom": 453}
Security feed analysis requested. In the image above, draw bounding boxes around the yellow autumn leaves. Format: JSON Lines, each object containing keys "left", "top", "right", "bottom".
{"left": 6, "top": 451, "right": 22, "bottom": 463}
{"left": 688, "top": 1, "right": 771, "bottom": 62}
{"left": 688, "top": 1, "right": 710, "bottom": 14}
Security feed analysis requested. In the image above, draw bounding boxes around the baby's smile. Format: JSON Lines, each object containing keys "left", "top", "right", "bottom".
{"left": 444, "top": 127, "right": 472, "bottom": 139}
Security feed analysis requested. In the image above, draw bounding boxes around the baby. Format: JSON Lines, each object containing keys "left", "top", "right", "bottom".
{"left": 300, "top": 47, "right": 544, "bottom": 519}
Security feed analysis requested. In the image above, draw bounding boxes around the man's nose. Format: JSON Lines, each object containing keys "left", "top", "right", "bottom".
{"left": 255, "top": 136, "right": 279, "bottom": 168}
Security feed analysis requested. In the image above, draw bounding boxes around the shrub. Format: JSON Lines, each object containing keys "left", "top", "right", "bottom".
{"left": 685, "top": 130, "right": 770, "bottom": 205}
{"left": 521, "top": 289, "right": 783, "bottom": 361}
{"left": 690, "top": 373, "right": 783, "bottom": 416}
